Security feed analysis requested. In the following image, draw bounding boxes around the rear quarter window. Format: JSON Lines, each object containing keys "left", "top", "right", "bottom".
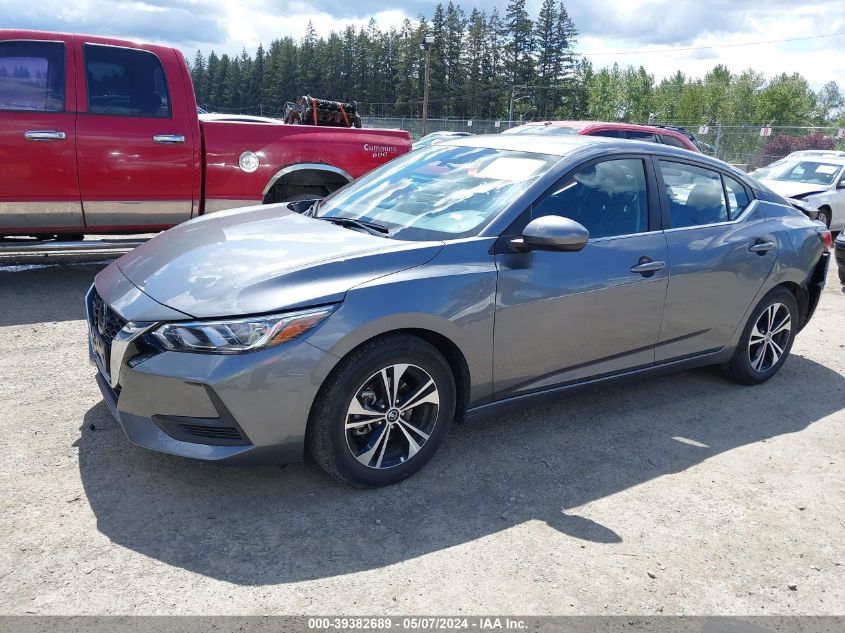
{"left": 626, "top": 130, "right": 659, "bottom": 143}
{"left": 660, "top": 134, "right": 689, "bottom": 149}
{"left": 588, "top": 129, "right": 626, "bottom": 139}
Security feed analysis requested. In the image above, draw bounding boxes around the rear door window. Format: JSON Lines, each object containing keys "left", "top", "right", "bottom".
{"left": 84, "top": 44, "right": 170, "bottom": 117}
{"left": 659, "top": 161, "right": 729, "bottom": 228}
{"left": 0, "top": 40, "right": 65, "bottom": 112}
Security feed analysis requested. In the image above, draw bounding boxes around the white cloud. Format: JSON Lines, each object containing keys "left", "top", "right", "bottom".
{"left": 570, "top": 0, "right": 845, "bottom": 87}
{"left": 2, "top": 0, "right": 844, "bottom": 87}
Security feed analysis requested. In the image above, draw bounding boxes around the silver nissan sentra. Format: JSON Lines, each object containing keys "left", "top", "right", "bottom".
{"left": 87, "top": 135, "right": 831, "bottom": 487}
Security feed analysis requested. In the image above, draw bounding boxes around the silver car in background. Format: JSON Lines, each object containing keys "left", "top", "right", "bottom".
{"left": 87, "top": 135, "right": 831, "bottom": 487}
{"left": 752, "top": 150, "right": 845, "bottom": 230}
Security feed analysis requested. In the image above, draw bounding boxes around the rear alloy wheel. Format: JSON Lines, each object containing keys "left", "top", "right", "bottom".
{"left": 747, "top": 302, "right": 792, "bottom": 373}
{"left": 723, "top": 287, "right": 798, "bottom": 385}
{"left": 307, "top": 334, "right": 456, "bottom": 487}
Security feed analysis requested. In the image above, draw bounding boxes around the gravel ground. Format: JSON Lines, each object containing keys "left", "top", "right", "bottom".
{"left": 0, "top": 259, "right": 843, "bottom": 616}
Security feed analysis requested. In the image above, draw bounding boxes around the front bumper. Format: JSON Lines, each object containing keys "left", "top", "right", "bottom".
{"left": 88, "top": 273, "right": 339, "bottom": 465}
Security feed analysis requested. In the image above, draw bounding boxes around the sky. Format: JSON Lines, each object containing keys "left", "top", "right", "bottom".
{"left": 3, "top": 0, "right": 845, "bottom": 87}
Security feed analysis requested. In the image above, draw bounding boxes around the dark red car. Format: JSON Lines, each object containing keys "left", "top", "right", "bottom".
{"left": 503, "top": 121, "right": 702, "bottom": 153}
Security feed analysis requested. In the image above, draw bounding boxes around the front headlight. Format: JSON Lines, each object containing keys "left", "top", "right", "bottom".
{"left": 151, "top": 305, "right": 336, "bottom": 353}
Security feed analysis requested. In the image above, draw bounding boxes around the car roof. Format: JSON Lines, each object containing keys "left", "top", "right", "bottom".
{"left": 511, "top": 120, "right": 687, "bottom": 136}
{"left": 441, "top": 133, "right": 749, "bottom": 176}
{"left": 786, "top": 150, "right": 845, "bottom": 163}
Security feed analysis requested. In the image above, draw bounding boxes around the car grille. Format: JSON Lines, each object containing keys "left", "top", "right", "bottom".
{"left": 88, "top": 288, "right": 127, "bottom": 347}
{"left": 152, "top": 415, "right": 249, "bottom": 446}
{"left": 180, "top": 424, "right": 245, "bottom": 442}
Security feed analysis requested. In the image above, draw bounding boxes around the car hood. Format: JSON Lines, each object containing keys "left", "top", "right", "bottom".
{"left": 116, "top": 205, "right": 443, "bottom": 318}
{"left": 757, "top": 179, "right": 829, "bottom": 199}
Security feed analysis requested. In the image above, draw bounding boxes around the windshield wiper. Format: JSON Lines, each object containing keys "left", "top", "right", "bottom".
{"left": 286, "top": 199, "right": 322, "bottom": 215}
{"left": 316, "top": 216, "right": 390, "bottom": 237}
{"left": 303, "top": 199, "right": 322, "bottom": 217}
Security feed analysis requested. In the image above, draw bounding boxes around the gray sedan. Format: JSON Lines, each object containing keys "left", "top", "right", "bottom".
{"left": 87, "top": 135, "right": 831, "bottom": 487}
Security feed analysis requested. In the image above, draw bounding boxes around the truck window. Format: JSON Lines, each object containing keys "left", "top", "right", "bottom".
{"left": 0, "top": 41, "right": 65, "bottom": 112}
{"left": 84, "top": 44, "right": 170, "bottom": 118}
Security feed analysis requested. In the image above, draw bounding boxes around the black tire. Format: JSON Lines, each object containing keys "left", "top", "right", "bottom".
{"left": 306, "top": 334, "right": 456, "bottom": 487}
{"left": 816, "top": 207, "right": 832, "bottom": 229}
{"left": 723, "top": 287, "right": 798, "bottom": 385}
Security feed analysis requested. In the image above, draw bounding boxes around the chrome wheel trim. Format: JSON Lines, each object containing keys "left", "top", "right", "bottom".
{"left": 344, "top": 363, "right": 440, "bottom": 470}
{"left": 748, "top": 302, "right": 791, "bottom": 373}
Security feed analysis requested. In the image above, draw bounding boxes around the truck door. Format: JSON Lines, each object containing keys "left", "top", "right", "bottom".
{"left": 74, "top": 41, "right": 195, "bottom": 231}
{"left": 0, "top": 35, "right": 81, "bottom": 236}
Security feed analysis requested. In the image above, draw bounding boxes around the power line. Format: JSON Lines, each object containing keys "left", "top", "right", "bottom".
{"left": 579, "top": 31, "right": 845, "bottom": 57}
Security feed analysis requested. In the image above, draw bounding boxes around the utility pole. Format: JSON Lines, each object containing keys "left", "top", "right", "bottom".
{"left": 508, "top": 84, "right": 529, "bottom": 128}
{"left": 508, "top": 85, "right": 515, "bottom": 128}
{"left": 420, "top": 35, "right": 434, "bottom": 138}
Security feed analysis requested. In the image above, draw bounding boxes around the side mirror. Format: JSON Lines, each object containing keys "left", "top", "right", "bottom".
{"left": 510, "top": 215, "right": 590, "bottom": 252}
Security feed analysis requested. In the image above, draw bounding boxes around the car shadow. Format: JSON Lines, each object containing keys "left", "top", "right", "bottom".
{"left": 75, "top": 351, "right": 845, "bottom": 585}
{"left": 0, "top": 262, "right": 106, "bottom": 326}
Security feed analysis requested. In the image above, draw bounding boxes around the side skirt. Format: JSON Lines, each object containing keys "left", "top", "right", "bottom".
{"left": 465, "top": 348, "right": 732, "bottom": 420}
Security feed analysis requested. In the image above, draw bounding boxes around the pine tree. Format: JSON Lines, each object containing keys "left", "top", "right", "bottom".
{"left": 249, "top": 44, "right": 265, "bottom": 112}
{"left": 204, "top": 51, "right": 219, "bottom": 109}
{"left": 464, "top": 9, "right": 485, "bottom": 118}
{"left": 191, "top": 50, "right": 207, "bottom": 105}
{"left": 443, "top": 2, "right": 465, "bottom": 116}
{"left": 534, "top": 0, "right": 557, "bottom": 118}
{"left": 504, "top": 0, "right": 534, "bottom": 95}
{"left": 429, "top": 4, "right": 447, "bottom": 117}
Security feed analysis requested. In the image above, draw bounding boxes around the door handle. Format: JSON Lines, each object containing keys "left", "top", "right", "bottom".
{"left": 630, "top": 257, "right": 666, "bottom": 275}
{"left": 749, "top": 240, "right": 775, "bottom": 254}
{"left": 24, "top": 130, "right": 66, "bottom": 141}
{"left": 152, "top": 134, "right": 185, "bottom": 144}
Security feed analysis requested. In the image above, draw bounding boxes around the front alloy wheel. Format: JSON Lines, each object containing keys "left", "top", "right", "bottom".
{"left": 345, "top": 364, "right": 440, "bottom": 469}
{"left": 815, "top": 207, "right": 831, "bottom": 228}
{"left": 307, "top": 334, "right": 456, "bottom": 487}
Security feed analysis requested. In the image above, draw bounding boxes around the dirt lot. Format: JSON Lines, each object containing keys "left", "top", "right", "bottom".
{"left": 0, "top": 259, "right": 843, "bottom": 616}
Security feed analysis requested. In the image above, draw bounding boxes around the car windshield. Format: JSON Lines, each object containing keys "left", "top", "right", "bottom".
{"left": 315, "top": 145, "right": 559, "bottom": 241}
{"left": 755, "top": 159, "right": 842, "bottom": 186}
{"left": 504, "top": 125, "right": 579, "bottom": 136}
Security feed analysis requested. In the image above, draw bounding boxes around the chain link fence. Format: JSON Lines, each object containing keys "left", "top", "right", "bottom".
{"left": 692, "top": 125, "right": 845, "bottom": 169}
{"left": 362, "top": 117, "right": 523, "bottom": 138}
{"left": 362, "top": 117, "right": 845, "bottom": 171}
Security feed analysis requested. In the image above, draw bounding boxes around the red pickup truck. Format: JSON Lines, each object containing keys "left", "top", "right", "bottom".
{"left": 0, "top": 30, "right": 411, "bottom": 239}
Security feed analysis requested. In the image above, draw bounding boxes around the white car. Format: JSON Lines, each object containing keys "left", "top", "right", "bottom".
{"left": 752, "top": 151, "right": 845, "bottom": 230}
